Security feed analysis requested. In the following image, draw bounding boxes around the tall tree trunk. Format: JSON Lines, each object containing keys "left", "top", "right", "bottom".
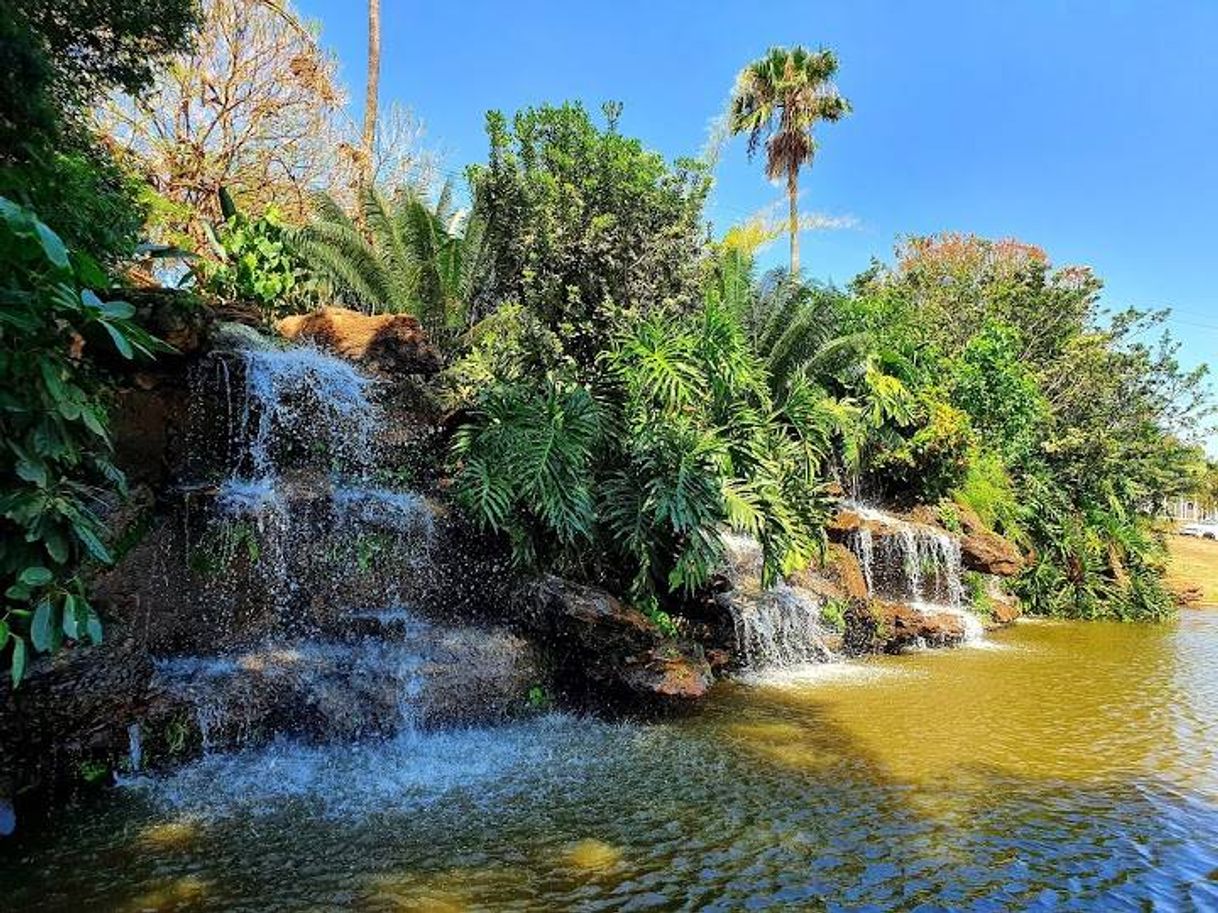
{"left": 360, "top": 0, "right": 381, "bottom": 187}
{"left": 787, "top": 166, "right": 800, "bottom": 275}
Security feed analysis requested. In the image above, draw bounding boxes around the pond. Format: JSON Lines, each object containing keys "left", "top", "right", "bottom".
{"left": 4, "top": 612, "right": 1217, "bottom": 911}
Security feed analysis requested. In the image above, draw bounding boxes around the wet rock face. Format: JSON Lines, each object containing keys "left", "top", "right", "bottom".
{"left": 142, "top": 614, "right": 543, "bottom": 757}
{"left": 842, "top": 600, "right": 968, "bottom": 655}
{"left": 277, "top": 307, "right": 442, "bottom": 376}
{"left": 0, "top": 635, "right": 153, "bottom": 814}
{"left": 529, "top": 577, "right": 712, "bottom": 703}
{"left": 789, "top": 543, "right": 869, "bottom": 602}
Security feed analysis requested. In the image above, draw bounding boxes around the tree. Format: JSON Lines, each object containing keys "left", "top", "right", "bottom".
{"left": 729, "top": 46, "right": 850, "bottom": 275}
{"left": 361, "top": 0, "right": 381, "bottom": 187}
{"left": 0, "top": 0, "right": 199, "bottom": 262}
{"left": 96, "top": 0, "right": 345, "bottom": 249}
{"left": 470, "top": 102, "right": 711, "bottom": 368}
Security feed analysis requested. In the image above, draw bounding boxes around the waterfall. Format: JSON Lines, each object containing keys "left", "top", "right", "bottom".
{"left": 160, "top": 336, "right": 455, "bottom": 753}
{"left": 237, "top": 346, "right": 377, "bottom": 479}
{"left": 126, "top": 723, "right": 143, "bottom": 773}
{"left": 731, "top": 585, "right": 833, "bottom": 671}
{"left": 845, "top": 503, "right": 980, "bottom": 643}
{"left": 720, "top": 534, "right": 836, "bottom": 674}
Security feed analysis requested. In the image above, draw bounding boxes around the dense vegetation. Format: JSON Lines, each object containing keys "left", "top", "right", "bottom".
{"left": 1, "top": 3, "right": 1211, "bottom": 686}
{"left": 0, "top": 0, "right": 197, "bottom": 683}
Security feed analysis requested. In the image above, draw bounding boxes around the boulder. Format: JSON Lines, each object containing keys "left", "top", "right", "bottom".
{"left": 277, "top": 306, "right": 442, "bottom": 376}
{"left": 843, "top": 600, "right": 968, "bottom": 655}
{"left": 961, "top": 529, "right": 1024, "bottom": 577}
{"left": 786, "top": 543, "right": 869, "bottom": 602}
{"left": 530, "top": 577, "right": 712, "bottom": 703}
{"left": 823, "top": 543, "right": 870, "bottom": 600}
{"left": 0, "top": 634, "right": 154, "bottom": 822}
{"left": 990, "top": 593, "right": 1022, "bottom": 625}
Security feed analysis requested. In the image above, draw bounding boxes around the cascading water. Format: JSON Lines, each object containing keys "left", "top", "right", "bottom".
{"left": 160, "top": 336, "right": 458, "bottom": 751}
{"left": 845, "top": 503, "right": 983, "bottom": 643}
{"left": 720, "top": 534, "right": 836, "bottom": 676}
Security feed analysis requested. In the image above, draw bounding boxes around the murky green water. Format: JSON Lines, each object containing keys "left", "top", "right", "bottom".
{"left": 4, "top": 613, "right": 1218, "bottom": 911}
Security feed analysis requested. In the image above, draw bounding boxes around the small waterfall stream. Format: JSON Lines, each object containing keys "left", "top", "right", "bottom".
{"left": 721, "top": 534, "right": 835, "bottom": 675}
{"left": 722, "top": 502, "right": 984, "bottom": 677}
{"left": 845, "top": 503, "right": 983, "bottom": 643}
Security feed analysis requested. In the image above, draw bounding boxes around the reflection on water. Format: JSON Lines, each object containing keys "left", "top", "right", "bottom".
{"left": 4, "top": 613, "right": 1218, "bottom": 911}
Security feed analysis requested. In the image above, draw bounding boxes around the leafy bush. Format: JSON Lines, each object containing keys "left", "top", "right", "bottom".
{"left": 469, "top": 102, "right": 711, "bottom": 367}
{"left": 199, "top": 205, "right": 316, "bottom": 322}
{"left": 951, "top": 450, "right": 1025, "bottom": 542}
{"left": 451, "top": 296, "right": 830, "bottom": 616}
{"left": 0, "top": 198, "right": 165, "bottom": 685}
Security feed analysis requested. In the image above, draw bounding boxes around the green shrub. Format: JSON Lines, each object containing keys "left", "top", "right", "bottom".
{"left": 952, "top": 449, "right": 1025, "bottom": 541}
{"left": 0, "top": 198, "right": 166, "bottom": 686}
{"left": 199, "top": 205, "right": 316, "bottom": 322}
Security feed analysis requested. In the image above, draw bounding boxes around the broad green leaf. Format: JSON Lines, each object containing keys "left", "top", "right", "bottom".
{"left": 10, "top": 636, "right": 26, "bottom": 688}
{"left": 5, "top": 584, "right": 30, "bottom": 601}
{"left": 98, "top": 300, "right": 135, "bottom": 320}
{"left": 0, "top": 620, "right": 8, "bottom": 650}
{"left": 30, "top": 599, "right": 52, "bottom": 652}
{"left": 73, "top": 524, "right": 113, "bottom": 564}
{"left": 43, "top": 527, "right": 68, "bottom": 564}
{"left": 99, "top": 320, "right": 134, "bottom": 359}
{"left": 19, "top": 566, "right": 53, "bottom": 586}
{"left": 39, "top": 360, "right": 67, "bottom": 403}
{"left": 15, "top": 458, "right": 47, "bottom": 487}
{"left": 62, "top": 594, "right": 79, "bottom": 639}
{"left": 35, "top": 222, "right": 69, "bottom": 270}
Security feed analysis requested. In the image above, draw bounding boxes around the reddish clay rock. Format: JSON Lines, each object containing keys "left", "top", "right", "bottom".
{"left": 990, "top": 593, "right": 1022, "bottom": 625}
{"left": 789, "top": 543, "right": 869, "bottom": 601}
{"left": 824, "top": 543, "right": 869, "bottom": 600}
{"left": 907, "top": 504, "right": 941, "bottom": 528}
{"left": 843, "top": 600, "right": 968, "bottom": 655}
{"left": 826, "top": 508, "right": 864, "bottom": 538}
{"left": 961, "top": 529, "right": 1024, "bottom": 577}
{"left": 277, "top": 306, "right": 442, "bottom": 375}
{"left": 533, "top": 577, "right": 711, "bottom": 702}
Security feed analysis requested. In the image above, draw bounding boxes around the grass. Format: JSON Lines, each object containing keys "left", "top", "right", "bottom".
{"left": 1164, "top": 533, "right": 1218, "bottom": 606}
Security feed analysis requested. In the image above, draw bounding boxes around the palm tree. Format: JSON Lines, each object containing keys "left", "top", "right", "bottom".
{"left": 729, "top": 46, "right": 851, "bottom": 275}
{"left": 361, "top": 0, "right": 381, "bottom": 186}
{"left": 292, "top": 180, "right": 486, "bottom": 335}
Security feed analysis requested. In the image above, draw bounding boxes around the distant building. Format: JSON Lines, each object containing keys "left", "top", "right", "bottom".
{"left": 1167, "top": 496, "right": 1217, "bottom": 523}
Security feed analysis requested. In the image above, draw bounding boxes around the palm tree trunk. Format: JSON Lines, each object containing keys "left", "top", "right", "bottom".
{"left": 787, "top": 167, "right": 800, "bottom": 275}
{"left": 360, "top": 0, "right": 382, "bottom": 187}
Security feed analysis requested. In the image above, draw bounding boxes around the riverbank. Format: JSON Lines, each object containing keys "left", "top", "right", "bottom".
{"left": 1166, "top": 532, "right": 1218, "bottom": 605}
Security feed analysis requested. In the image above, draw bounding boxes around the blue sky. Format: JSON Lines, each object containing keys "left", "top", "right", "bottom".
{"left": 300, "top": 0, "right": 1217, "bottom": 450}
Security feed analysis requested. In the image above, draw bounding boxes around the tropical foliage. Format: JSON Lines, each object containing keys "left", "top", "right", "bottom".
{"left": 840, "top": 234, "right": 1211, "bottom": 619}
{"left": 469, "top": 102, "right": 711, "bottom": 367}
{"left": 449, "top": 106, "right": 829, "bottom": 620}
{"left": 0, "top": 198, "right": 166, "bottom": 685}
{"left": 293, "top": 181, "right": 486, "bottom": 338}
